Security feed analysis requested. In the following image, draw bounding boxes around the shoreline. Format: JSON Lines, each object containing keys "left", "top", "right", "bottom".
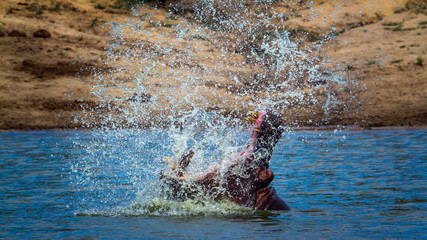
{"left": 1, "top": 125, "right": 426, "bottom": 133}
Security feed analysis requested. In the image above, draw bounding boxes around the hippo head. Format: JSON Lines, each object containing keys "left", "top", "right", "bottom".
{"left": 247, "top": 110, "right": 284, "bottom": 168}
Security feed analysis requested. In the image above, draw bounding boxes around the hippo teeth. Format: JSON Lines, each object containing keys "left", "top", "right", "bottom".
{"left": 246, "top": 112, "right": 259, "bottom": 124}
{"left": 251, "top": 112, "right": 259, "bottom": 119}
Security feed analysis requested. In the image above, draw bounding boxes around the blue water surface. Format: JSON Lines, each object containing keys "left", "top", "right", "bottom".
{"left": 0, "top": 129, "right": 426, "bottom": 239}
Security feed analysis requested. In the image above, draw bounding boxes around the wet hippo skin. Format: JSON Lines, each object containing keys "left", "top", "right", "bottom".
{"left": 161, "top": 109, "right": 290, "bottom": 211}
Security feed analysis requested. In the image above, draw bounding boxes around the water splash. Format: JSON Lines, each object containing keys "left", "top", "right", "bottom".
{"left": 70, "top": 1, "right": 368, "bottom": 216}
{"left": 76, "top": 197, "right": 255, "bottom": 217}
{"left": 69, "top": 128, "right": 250, "bottom": 216}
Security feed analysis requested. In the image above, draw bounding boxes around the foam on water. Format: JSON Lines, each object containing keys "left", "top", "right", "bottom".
{"left": 76, "top": 197, "right": 255, "bottom": 217}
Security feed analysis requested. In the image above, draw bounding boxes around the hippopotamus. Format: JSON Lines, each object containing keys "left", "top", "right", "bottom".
{"left": 160, "top": 110, "right": 290, "bottom": 211}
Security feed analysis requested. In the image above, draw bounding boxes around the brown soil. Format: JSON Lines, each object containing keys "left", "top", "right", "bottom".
{"left": 0, "top": 0, "right": 426, "bottom": 130}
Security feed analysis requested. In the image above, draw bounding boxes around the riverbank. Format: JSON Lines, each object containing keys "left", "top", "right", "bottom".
{"left": 0, "top": 0, "right": 426, "bottom": 130}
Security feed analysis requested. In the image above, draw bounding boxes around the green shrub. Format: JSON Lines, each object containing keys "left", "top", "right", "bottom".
{"left": 366, "top": 60, "right": 376, "bottom": 66}
{"left": 49, "top": 2, "right": 63, "bottom": 12}
{"left": 27, "top": 3, "right": 46, "bottom": 14}
{"left": 416, "top": 57, "right": 424, "bottom": 66}
{"left": 114, "top": 0, "right": 165, "bottom": 9}
{"left": 94, "top": 3, "right": 106, "bottom": 10}
{"left": 382, "top": 22, "right": 402, "bottom": 26}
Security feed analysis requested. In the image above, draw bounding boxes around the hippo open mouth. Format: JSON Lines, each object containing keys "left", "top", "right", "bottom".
{"left": 160, "top": 110, "right": 290, "bottom": 210}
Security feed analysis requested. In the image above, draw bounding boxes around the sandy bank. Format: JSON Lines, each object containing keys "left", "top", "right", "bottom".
{"left": 0, "top": 0, "right": 425, "bottom": 130}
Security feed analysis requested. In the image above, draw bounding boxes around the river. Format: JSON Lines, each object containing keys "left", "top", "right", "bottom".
{"left": 1, "top": 129, "right": 426, "bottom": 239}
